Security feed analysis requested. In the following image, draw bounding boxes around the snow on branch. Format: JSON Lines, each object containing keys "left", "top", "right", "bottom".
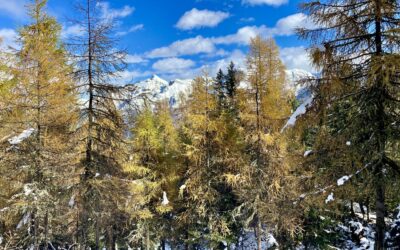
{"left": 281, "top": 96, "right": 313, "bottom": 132}
{"left": 296, "top": 163, "right": 372, "bottom": 204}
{"left": 8, "top": 128, "right": 35, "bottom": 145}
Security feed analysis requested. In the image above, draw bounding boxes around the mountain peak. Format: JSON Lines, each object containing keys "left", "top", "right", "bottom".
{"left": 150, "top": 74, "right": 167, "bottom": 83}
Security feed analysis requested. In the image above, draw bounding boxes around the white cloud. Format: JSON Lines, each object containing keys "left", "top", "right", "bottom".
{"left": 116, "top": 24, "right": 144, "bottom": 36}
{"left": 96, "top": 2, "right": 134, "bottom": 21}
{"left": 128, "top": 24, "right": 144, "bottom": 32}
{"left": 204, "top": 49, "right": 247, "bottom": 75}
{"left": 274, "top": 13, "right": 315, "bottom": 35}
{"left": 0, "top": 28, "right": 17, "bottom": 49}
{"left": 125, "top": 54, "right": 148, "bottom": 64}
{"left": 0, "top": 0, "right": 27, "bottom": 19}
{"left": 118, "top": 70, "right": 151, "bottom": 84}
{"left": 242, "top": 0, "right": 288, "bottom": 7}
{"left": 152, "top": 57, "right": 195, "bottom": 73}
{"left": 176, "top": 8, "right": 230, "bottom": 30}
{"left": 213, "top": 25, "right": 270, "bottom": 45}
{"left": 213, "top": 13, "right": 314, "bottom": 45}
{"left": 147, "top": 36, "right": 216, "bottom": 58}
{"left": 240, "top": 17, "right": 255, "bottom": 23}
{"left": 62, "top": 24, "right": 85, "bottom": 38}
{"left": 145, "top": 13, "right": 313, "bottom": 59}
{"left": 280, "top": 46, "right": 315, "bottom": 73}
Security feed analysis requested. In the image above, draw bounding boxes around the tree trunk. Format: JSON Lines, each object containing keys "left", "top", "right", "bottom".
{"left": 359, "top": 201, "right": 365, "bottom": 219}
{"left": 107, "top": 226, "right": 114, "bottom": 250}
{"left": 44, "top": 210, "right": 49, "bottom": 250}
{"left": 95, "top": 218, "right": 100, "bottom": 250}
{"left": 254, "top": 216, "right": 262, "bottom": 250}
{"left": 373, "top": 0, "right": 386, "bottom": 248}
{"left": 350, "top": 201, "right": 355, "bottom": 216}
{"left": 257, "top": 219, "right": 262, "bottom": 250}
{"left": 161, "top": 239, "right": 166, "bottom": 250}
{"left": 375, "top": 177, "right": 386, "bottom": 249}
{"left": 146, "top": 225, "right": 150, "bottom": 250}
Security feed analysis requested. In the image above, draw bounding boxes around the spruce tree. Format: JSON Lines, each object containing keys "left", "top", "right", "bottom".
{"left": 225, "top": 62, "right": 238, "bottom": 99}
{"left": 214, "top": 69, "right": 226, "bottom": 113}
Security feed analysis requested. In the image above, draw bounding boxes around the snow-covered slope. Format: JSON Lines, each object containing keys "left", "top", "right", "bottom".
{"left": 120, "top": 75, "right": 193, "bottom": 108}
{"left": 285, "top": 68, "right": 313, "bottom": 100}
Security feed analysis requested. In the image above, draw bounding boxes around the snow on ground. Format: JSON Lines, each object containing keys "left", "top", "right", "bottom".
{"left": 338, "top": 219, "right": 375, "bottom": 250}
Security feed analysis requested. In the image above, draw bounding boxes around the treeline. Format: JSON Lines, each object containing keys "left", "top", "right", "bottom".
{"left": 0, "top": 0, "right": 399, "bottom": 249}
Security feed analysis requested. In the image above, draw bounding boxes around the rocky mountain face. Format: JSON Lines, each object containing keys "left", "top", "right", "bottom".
{"left": 118, "top": 69, "right": 312, "bottom": 110}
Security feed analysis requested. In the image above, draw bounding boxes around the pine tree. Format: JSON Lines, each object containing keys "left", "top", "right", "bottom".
{"left": 0, "top": 0, "right": 78, "bottom": 247}
{"left": 298, "top": 0, "right": 400, "bottom": 247}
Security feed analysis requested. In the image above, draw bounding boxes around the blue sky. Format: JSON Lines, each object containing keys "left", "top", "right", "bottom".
{"left": 0, "top": 0, "right": 315, "bottom": 82}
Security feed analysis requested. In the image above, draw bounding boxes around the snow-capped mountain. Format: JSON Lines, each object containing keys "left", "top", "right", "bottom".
{"left": 119, "top": 75, "right": 192, "bottom": 109}
{"left": 119, "top": 68, "right": 312, "bottom": 110}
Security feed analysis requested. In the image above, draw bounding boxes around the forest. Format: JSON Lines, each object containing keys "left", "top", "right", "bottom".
{"left": 0, "top": 0, "right": 399, "bottom": 249}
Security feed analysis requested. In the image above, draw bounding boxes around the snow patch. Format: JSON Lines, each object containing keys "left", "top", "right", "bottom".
{"left": 304, "top": 150, "right": 312, "bottom": 157}
{"left": 337, "top": 175, "right": 351, "bottom": 186}
{"left": 162, "top": 191, "right": 169, "bottom": 206}
{"left": 17, "top": 212, "right": 31, "bottom": 229}
{"left": 68, "top": 195, "right": 75, "bottom": 208}
{"left": 8, "top": 128, "right": 35, "bottom": 145}
{"left": 325, "top": 193, "right": 334, "bottom": 204}
{"left": 24, "top": 184, "right": 33, "bottom": 196}
{"left": 281, "top": 96, "right": 313, "bottom": 132}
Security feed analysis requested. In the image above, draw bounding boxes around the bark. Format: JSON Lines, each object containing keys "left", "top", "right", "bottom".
{"left": 161, "top": 239, "right": 166, "bottom": 250}
{"left": 359, "top": 202, "right": 365, "bottom": 219}
{"left": 107, "top": 226, "right": 115, "bottom": 250}
{"left": 95, "top": 218, "right": 100, "bottom": 250}
{"left": 373, "top": 0, "right": 386, "bottom": 248}
{"left": 253, "top": 216, "right": 262, "bottom": 250}
{"left": 44, "top": 210, "right": 49, "bottom": 250}
{"left": 146, "top": 225, "right": 150, "bottom": 250}
{"left": 375, "top": 177, "right": 386, "bottom": 249}
{"left": 257, "top": 219, "right": 262, "bottom": 250}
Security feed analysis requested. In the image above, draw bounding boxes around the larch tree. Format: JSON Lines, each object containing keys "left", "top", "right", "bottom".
{"left": 68, "top": 0, "right": 129, "bottom": 247}
{"left": 298, "top": 0, "right": 400, "bottom": 247}
{"left": 238, "top": 35, "right": 298, "bottom": 249}
{"left": 123, "top": 100, "right": 182, "bottom": 249}
{"left": 0, "top": 0, "right": 78, "bottom": 248}
{"left": 178, "top": 73, "right": 238, "bottom": 248}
